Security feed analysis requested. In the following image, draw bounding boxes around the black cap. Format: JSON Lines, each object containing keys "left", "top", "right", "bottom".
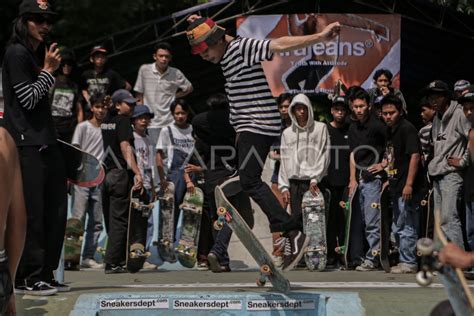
{"left": 19, "top": 0, "right": 57, "bottom": 16}
{"left": 332, "top": 96, "right": 348, "bottom": 107}
{"left": 422, "top": 80, "right": 451, "bottom": 96}
{"left": 457, "top": 85, "right": 474, "bottom": 104}
{"left": 90, "top": 45, "right": 107, "bottom": 56}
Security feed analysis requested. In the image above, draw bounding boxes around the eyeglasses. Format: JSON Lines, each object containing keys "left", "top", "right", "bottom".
{"left": 28, "top": 15, "right": 54, "bottom": 25}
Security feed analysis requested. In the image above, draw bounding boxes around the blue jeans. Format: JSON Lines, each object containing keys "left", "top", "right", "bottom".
{"left": 433, "top": 172, "right": 464, "bottom": 248}
{"left": 391, "top": 195, "right": 420, "bottom": 265}
{"left": 466, "top": 201, "right": 474, "bottom": 250}
{"left": 358, "top": 178, "right": 382, "bottom": 263}
{"left": 71, "top": 185, "right": 103, "bottom": 260}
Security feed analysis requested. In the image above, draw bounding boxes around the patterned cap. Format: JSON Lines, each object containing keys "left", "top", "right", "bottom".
{"left": 19, "top": 0, "right": 57, "bottom": 16}
{"left": 186, "top": 17, "right": 226, "bottom": 55}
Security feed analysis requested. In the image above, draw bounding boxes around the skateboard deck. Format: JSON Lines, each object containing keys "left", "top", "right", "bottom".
{"left": 64, "top": 218, "right": 84, "bottom": 271}
{"left": 214, "top": 176, "right": 291, "bottom": 293}
{"left": 175, "top": 188, "right": 204, "bottom": 268}
{"left": 157, "top": 181, "right": 176, "bottom": 263}
{"left": 302, "top": 190, "right": 327, "bottom": 271}
{"left": 416, "top": 209, "right": 474, "bottom": 315}
{"left": 126, "top": 189, "right": 153, "bottom": 273}
{"left": 58, "top": 139, "right": 105, "bottom": 187}
{"left": 335, "top": 184, "right": 358, "bottom": 270}
{"left": 371, "top": 181, "right": 391, "bottom": 273}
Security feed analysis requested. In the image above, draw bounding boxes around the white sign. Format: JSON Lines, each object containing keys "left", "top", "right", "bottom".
{"left": 173, "top": 299, "right": 242, "bottom": 310}
{"left": 247, "top": 299, "right": 316, "bottom": 311}
{"left": 99, "top": 298, "right": 168, "bottom": 310}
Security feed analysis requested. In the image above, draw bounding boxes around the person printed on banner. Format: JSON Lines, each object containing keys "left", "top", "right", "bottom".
{"left": 101, "top": 89, "right": 142, "bottom": 274}
{"left": 70, "top": 93, "right": 107, "bottom": 270}
{"left": 50, "top": 49, "right": 84, "bottom": 143}
{"left": 380, "top": 95, "right": 423, "bottom": 274}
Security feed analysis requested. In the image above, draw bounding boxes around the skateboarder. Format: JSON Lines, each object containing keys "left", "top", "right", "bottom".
{"left": 324, "top": 96, "right": 350, "bottom": 267}
{"left": 70, "top": 93, "right": 107, "bottom": 269}
{"left": 278, "top": 93, "right": 330, "bottom": 235}
{"left": 3, "top": 0, "right": 69, "bottom": 294}
{"left": 0, "top": 125, "right": 27, "bottom": 314}
{"left": 101, "top": 89, "right": 143, "bottom": 274}
{"left": 425, "top": 80, "right": 471, "bottom": 248}
{"left": 347, "top": 88, "right": 388, "bottom": 271}
{"left": 186, "top": 15, "right": 340, "bottom": 270}
{"left": 380, "top": 95, "right": 423, "bottom": 274}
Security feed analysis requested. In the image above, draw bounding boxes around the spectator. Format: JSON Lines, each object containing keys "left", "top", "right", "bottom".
{"left": 368, "top": 68, "right": 407, "bottom": 113}
{"left": 418, "top": 97, "right": 436, "bottom": 167}
{"left": 453, "top": 79, "right": 470, "bottom": 99}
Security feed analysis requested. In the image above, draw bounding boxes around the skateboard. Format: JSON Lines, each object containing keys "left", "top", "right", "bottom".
{"left": 157, "top": 181, "right": 176, "bottom": 263}
{"left": 301, "top": 189, "right": 328, "bottom": 271}
{"left": 420, "top": 188, "right": 434, "bottom": 238}
{"left": 335, "top": 184, "right": 358, "bottom": 270}
{"left": 214, "top": 176, "right": 291, "bottom": 293}
{"left": 64, "top": 218, "right": 84, "bottom": 271}
{"left": 58, "top": 139, "right": 105, "bottom": 188}
{"left": 416, "top": 209, "right": 474, "bottom": 315}
{"left": 371, "top": 181, "right": 392, "bottom": 273}
{"left": 175, "top": 188, "right": 204, "bottom": 268}
{"left": 126, "top": 189, "right": 153, "bottom": 273}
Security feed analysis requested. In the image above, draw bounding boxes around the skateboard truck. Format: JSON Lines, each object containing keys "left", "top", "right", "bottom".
{"left": 416, "top": 238, "right": 437, "bottom": 287}
{"left": 256, "top": 264, "right": 272, "bottom": 287}
{"left": 214, "top": 207, "right": 231, "bottom": 231}
{"left": 131, "top": 198, "right": 153, "bottom": 218}
{"left": 129, "top": 243, "right": 151, "bottom": 259}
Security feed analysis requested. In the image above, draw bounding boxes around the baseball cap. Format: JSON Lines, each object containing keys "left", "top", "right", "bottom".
{"left": 422, "top": 80, "right": 451, "bottom": 96}
{"left": 332, "top": 96, "right": 348, "bottom": 107}
{"left": 19, "top": 0, "right": 57, "bottom": 16}
{"left": 132, "top": 105, "right": 155, "bottom": 119}
{"left": 111, "top": 89, "right": 136, "bottom": 104}
{"left": 186, "top": 17, "right": 226, "bottom": 55}
{"left": 454, "top": 79, "right": 470, "bottom": 92}
{"left": 90, "top": 45, "right": 107, "bottom": 56}
{"left": 457, "top": 85, "right": 474, "bottom": 104}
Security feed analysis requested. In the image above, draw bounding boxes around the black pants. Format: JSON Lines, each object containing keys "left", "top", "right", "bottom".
{"left": 238, "top": 132, "right": 298, "bottom": 233}
{"left": 0, "top": 260, "right": 13, "bottom": 315}
{"left": 289, "top": 179, "right": 310, "bottom": 230}
{"left": 102, "top": 169, "right": 132, "bottom": 265}
{"left": 16, "top": 145, "right": 67, "bottom": 286}
{"left": 326, "top": 185, "right": 347, "bottom": 260}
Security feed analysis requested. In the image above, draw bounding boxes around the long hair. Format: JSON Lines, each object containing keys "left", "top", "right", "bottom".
{"left": 7, "top": 16, "right": 45, "bottom": 64}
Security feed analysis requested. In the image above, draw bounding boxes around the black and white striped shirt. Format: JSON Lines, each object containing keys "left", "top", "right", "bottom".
{"left": 13, "top": 70, "right": 55, "bottom": 110}
{"left": 220, "top": 37, "right": 281, "bottom": 136}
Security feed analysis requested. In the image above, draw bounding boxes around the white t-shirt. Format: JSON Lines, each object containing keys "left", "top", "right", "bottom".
{"left": 133, "top": 131, "right": 154, "bottom": 190}
{"left": 134, "top": 63, "right": 192, "bottom": 128}
{"left": 155, "top": 123, "right": 194, "bottom": 173}
{"left": 72, "top": 120, "right": 104, "bottom": 161}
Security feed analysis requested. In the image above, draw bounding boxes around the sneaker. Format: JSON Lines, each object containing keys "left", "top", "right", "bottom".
{"left": 282, "top": 230, "right": 309, "bottom": 272}
{"left": 50, "top": 280, "right": 71, "bottom": 292}
{"left": 15, "top": 281, "right": 58, "bottom": 296}
{"left": 142, "top": 261, "right": 158, "bottom": 270}
{"left": 207, "top": 252, "right": 231, "bottom": 273}
{"left": 355, "top": 259, "right": 378, "bottom": 272}
{"left": 197, "top": 261, "right": 209, "bottom": 271}
{"left": 390, "top": 262, "right": 417, "bottom": 274}
{"left": 272, "top": 232, "right": 285, "bottom": 268}
{"left": 104, "top": 264, "right": 127, "bottom": 274}
{"left": 81, "top": 258, "right": 104, "bottom": 269}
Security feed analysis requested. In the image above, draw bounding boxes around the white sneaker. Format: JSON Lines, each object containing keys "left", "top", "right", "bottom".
{"left": 81, "top": 258, "right": 104, "bottom": 269}
{"left": 142, "top": 261, "right": 158, "bottom": 270}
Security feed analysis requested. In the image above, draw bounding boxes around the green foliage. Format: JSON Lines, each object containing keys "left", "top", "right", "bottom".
{"left": 429, "top": 0, "right": 474, "bottom": 14}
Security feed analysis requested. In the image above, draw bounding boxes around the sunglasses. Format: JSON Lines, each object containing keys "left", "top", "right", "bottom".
{"left": 28, "top": 15, "right": 54, "bottom": 25}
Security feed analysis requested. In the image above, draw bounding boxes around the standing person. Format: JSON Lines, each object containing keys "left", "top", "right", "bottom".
{"left": 50, "top": 50, "right": 84, "bottom": 143}
{"left": 156, "top": 99, "right": 195, "bottom": 235}
{"left": 425, "top": 80, "right": 471, "bottom": 247}
{"left": 347, "top": 88, "right": 388, "bottom": 271}
{"left": 2, "top": 0, "right": 69, "bottom": 295}
{"left": 185, "top": 15, "right": 340, "bottom": 270}
{"left": 418, "top": 97, "right": 436, "bottom": 167}
{"left": 0, "top": 125, "right": 27, "bottom": 314}
{"left": 70, "top": 93, "right": 107, "bottom": 270}
{"left": 380, "top": 95, "right": 422, "bottom": 274}
{"left": 134, "top": 42, "right": 193, "bottom": 146}
{"left": 367, "top": 68, "right": 407, "bottom": 113}
{"left": 81, "top": 46, "right": 131, "bottom": 112}
{"left": 278, "top": 93, "right": 330, "bottom": 269}
{"left": 130, "top": 104, "right": 158, "bottom": 270}
{"left": 101, "top": 89, "right": 142, "bottom": 273}
{"left": 324, "top": 96, "right": 350, "bottom": 267}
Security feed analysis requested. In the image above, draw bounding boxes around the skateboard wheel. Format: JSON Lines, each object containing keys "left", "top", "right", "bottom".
{"left": 416, "top": 270, "right": 433, "bottom": 287}
{"left": 416, "top": 238, "right": 434, "bottom": 256}
{"left": 256, "top": 277, "right": 266, "bottom": 287}
{"left": 420, "top": 200, "right": 428, "bottom": 206}
{"left": 339, "top": 201, "right": 346, "bottom": 208}
{"left": 217, "top": 207, "right": 227, "bottom": 216}
{"left": 145, "top": 252, "right": 151, "bottom": 258}
{"left": 260, "top": 264, "right": 271, "bottom": 276}
{"left": 372, "top": 250, "right": 380, "bottom": 257}
{"left": 130, "top": 252, "right": 137, "bottom": 259}
{"left": 371, "top": 202, "right": 379, "bottom": 209}
{"left": 213, "top": 220, "right": 224, "bottom": 231}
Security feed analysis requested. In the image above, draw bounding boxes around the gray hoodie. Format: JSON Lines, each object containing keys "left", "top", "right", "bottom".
{"left": 278, "top": 94, "right": 330, "bottom": 192}
{"left": 428, "top": 101, "right": 471, "bottom": 176}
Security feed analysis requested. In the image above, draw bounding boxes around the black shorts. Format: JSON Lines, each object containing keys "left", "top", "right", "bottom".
{"left": 0, "top": 260, "right": 13, "bottom": 315}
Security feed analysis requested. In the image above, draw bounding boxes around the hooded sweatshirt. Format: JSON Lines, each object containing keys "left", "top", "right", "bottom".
{"left": 428, "top": 100, "right": 471, "bottom": 176}
{"left": 278, "top": 94, "right": 330, "bottom": 192}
